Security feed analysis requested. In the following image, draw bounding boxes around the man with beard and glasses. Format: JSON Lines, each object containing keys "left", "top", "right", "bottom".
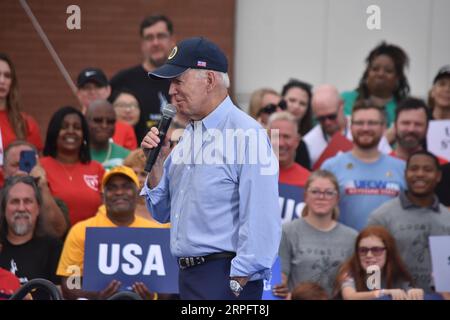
{"left": 390, "top": 97, "right": 448, "bottom": 165}
{"left": 110, "top": 15, "right": 175, "bottom": 142}
{"left": 0, "top": 176, "right": 62, "bottom": 299}
{"left": 369, "top": 151, "right": 450, "bottom": 292}
{"left": 321, "top": 100, "right": 406, "bottom": 231}
{"left": 57, "top": 166, "right": 169, "bottom": 300}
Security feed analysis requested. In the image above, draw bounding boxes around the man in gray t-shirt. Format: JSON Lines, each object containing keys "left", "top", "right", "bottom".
{"left": 368, "top": 151, "right": 450, "bottom": 292}
{"left": 279, "top": 218, "right": 357, "bottom": 295}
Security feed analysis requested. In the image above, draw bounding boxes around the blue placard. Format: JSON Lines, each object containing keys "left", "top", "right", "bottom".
{"left": 262, "top": 256, "right": 282, "bottom": 300}
{"left": 279, "top": 183, "right": 305, "bottom": 223}
{"left": 83, "top": 227, "right": 179, "bottom": 293}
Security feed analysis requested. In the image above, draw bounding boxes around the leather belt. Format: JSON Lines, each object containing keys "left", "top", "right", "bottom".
{"left": 178, "top": 252, "right": 236, "bottom": 269}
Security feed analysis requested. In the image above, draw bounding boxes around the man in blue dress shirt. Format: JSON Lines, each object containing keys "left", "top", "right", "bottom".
{"left": 140, "top": 37, "right": 281, "bottom": 299}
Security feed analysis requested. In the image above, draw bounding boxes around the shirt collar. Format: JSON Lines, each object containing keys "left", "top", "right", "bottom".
{"left": 190, "top": 95, "right": 232, "bottom": 131}
{"left": 399, "top": 191, "right": 441, "bottom": 212}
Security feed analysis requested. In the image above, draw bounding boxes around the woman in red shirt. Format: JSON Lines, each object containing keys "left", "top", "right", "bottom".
{"left": 41, "top": 106, "right": 104, "bottom": 226}
{"left": 0, "top": 53, "right": 43, "bottom": 151}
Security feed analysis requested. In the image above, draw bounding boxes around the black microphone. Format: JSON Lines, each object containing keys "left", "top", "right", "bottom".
{"left": 144, "top": 104, "right": 177, "bottom": 173}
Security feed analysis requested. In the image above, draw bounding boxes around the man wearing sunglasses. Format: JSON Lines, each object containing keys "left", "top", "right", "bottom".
{"left": 86, "top": 100, "right": 130, "bottom": 170}
{"left": 304, "top": 85, "right": 392, "bottom": 167}
{"left": 76, "top": 67, "right": 137, "bottom": 150}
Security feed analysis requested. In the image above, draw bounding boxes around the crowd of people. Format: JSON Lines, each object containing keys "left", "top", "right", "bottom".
{"left": 0, "top": 13, "right": 449, "bottom": 300}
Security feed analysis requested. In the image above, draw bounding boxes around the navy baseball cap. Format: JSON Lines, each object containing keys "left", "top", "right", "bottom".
{"left": 77, "top": 67, "right": 108, "bottom": 88}
{"left": 149, "top": 37, "right": 228, "bottom": 80}
{"left": 433, "top": 65, "right": 450, "bottom": 83}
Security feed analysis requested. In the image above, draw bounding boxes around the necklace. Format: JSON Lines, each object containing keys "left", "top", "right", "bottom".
{"left": 56, "top": 160, "right": 75, "bottom": 181}
{"left": 101, "top": 142, "right": 112, "bottom": 165}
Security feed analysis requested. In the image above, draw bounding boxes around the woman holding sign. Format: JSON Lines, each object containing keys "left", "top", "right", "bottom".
{"left": 274, "top": 170, "right": 357, "bottom": 298}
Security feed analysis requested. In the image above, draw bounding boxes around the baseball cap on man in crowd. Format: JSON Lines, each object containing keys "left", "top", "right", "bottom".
{"left": 77, "top": 67, "right": 109, "bottom": 88}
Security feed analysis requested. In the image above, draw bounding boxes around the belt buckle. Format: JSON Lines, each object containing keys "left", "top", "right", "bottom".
{"left": 178, "top": 257, "right": 189, "bottom": 269}
{"left": 179, "top": 256, "right": 205, "bottom": 269}
{"left": 195, "top": 256, "right": 205, "bottom": 265}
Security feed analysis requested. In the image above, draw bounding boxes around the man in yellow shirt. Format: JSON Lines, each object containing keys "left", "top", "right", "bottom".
{"left": 57, "top": 166, "right": 169, "bottom": 300}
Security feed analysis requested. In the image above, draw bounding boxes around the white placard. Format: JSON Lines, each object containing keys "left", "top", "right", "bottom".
{"left": 427, "top": 120, "right": 450, "bottom": 161}
{"left": 429, "top": 236, "right": 450, "bottom": 292}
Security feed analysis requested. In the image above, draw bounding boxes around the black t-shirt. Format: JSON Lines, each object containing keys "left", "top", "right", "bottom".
{"left": 110, "top": 65, "right": 171, "bottom": 141}
{"left": 436, "top": 162, "right": 450, "bottom": 206}
{"left": 0, "top": 235, "right": 62, "bottom": 300}
{"left": 295, "top": 140, "right": 311, "bottom": 170}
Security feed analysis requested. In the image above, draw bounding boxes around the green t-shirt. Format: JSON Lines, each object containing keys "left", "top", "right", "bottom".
{"left": 90, "top": 142, "right": 130, "bottom": 170}
{"left": 341, "top": 90, "right": 398, "bottom": 127}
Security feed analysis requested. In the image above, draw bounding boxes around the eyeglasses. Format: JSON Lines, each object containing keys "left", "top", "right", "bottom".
{"left": 143, "top": 32, "right": 171, "bottom": 42}
{"left": 307, "top": 189, "right": 338, "bottom": 199}
{"left": 351, "top": 120, "right": 383, "bottom": 127}
{"left": 316, "top": 113, "right": 338, "bottom": 123}
{"left": 358, "top": 246, "right": 386, "bottom": 256}
{"left": 91, "top": 117, "right": 116, "bottom": 125}
{"left": 113, "top": 102, "right": 139, "bottom": 110}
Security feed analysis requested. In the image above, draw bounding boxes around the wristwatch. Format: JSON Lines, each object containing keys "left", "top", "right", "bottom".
{"left": 229, "top": 279, "right": 243, "bottom": 294}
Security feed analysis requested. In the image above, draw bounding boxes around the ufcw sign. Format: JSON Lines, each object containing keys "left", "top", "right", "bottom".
{"left": 83, "top": 227, "right": 179, "bottom": 293}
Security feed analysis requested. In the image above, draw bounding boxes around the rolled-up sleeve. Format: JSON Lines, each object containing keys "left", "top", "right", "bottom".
{"left": 230, "top": 137, "right": 281, "bottom": 281}
{"left": 140, "top": 156, "right": 172, "bottom": 224}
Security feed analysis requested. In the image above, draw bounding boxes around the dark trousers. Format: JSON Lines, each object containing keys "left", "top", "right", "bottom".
{"left": 178, "top": 257, "right": 263, "bottom": 300}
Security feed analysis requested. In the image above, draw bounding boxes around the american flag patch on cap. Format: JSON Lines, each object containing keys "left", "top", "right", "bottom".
{"left": 197, "top": 61, "right": 207, "bottom": 67}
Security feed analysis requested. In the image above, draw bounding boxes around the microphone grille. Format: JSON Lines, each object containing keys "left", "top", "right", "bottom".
{"left": 161, "top": 104, "right": 177, "bottom": 118}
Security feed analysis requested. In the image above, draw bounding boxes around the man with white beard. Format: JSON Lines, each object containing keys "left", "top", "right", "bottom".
{"left": 0, "top": 176, "right": 62, "bottom": 299}
{"left": 2, "top": 140, "right": 69, "bottom": 238}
